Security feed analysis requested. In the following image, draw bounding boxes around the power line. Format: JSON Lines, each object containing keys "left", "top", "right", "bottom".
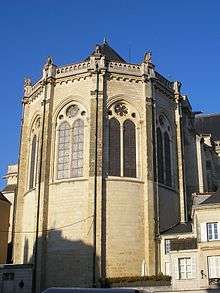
{"left": 0, "top": 215, "right": 93, "bottom": 234}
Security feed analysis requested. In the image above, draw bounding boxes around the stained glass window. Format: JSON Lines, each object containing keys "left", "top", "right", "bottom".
{"left": 123, "top": 120, "right": 136, "bottom": 178}
{"left": 70, "top": 119, "right": 84, "bottom": 177}
{"left": 164, "top": 131, "right": 172, "bottom": 186}
{"left": 57, "top": 122, "right": 70, "bottom": 179}
{"left": 66, "top": 105, "right": 79, "bottom": 118}
{"left": 109, "top": 118, "right": 121, "bottom": 176}
{"left": 29, "top": 135, "right": 37, "bottom": 189}
{"left": 157, "top": 128, "right": 164, "bottom": 184}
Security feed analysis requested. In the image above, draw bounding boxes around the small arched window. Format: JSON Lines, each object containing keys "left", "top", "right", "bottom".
{"left": 164, "top": 131, "right": 172, "bottom": 186}
{"left": 29, "top": 135, "right": 37, "bottom": 189}
{"left": 157, "top": 128, "right": 164, "bottom": 184}
{"left": 57, "top": 122, "right": 71, "bottom": 179}
{"left": 71, "top": 119, "right": 84, "bottom": 178}
{"left": 123, "top": 120, "right": 136, "bottom": 178}
{"left": 109, "top": 118, "right": 121, "bottom": 176}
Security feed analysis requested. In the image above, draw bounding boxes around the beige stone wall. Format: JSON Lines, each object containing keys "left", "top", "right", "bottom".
{"left": 170, "top": 249, "right": 200, "bottom": 290}
{"left": 2, "top": 164, "right": 18, "bottom": 244}
{"left": 0, "top": 199, "right": 10, "bottom": 264}
{"left": 106, "top": 179, "right": 145, "bottom": 276}
{"left": 13, "top": 55, "right": 188, "bottom": 290}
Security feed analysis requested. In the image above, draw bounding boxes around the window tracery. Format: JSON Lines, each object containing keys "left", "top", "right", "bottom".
{"left": 108, "top": 101, "right": 137, "bottom": 178}
{"left": 56, "top": 103, "right": 86, "bottom": 180}
{"left": 156, "top": 114, "right": 173, "bottom": 187}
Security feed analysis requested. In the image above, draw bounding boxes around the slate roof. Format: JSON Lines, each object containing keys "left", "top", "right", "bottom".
{"left": 195, "top": 113, "right": 220, "bottom": 141}
{"left": 161, "top": 222, "right": 192, "bottom": 235}
{"left": 85, "top": 42, "right": 126, "bottom": 63}
{"left": 0, "top": 192, "right": 11, "bottom": 204}
{"left": 1, "top": 184, "right": 17, "bottom": 193}
{"left": 200, "top": 187, "right": 220, "bottom": 205}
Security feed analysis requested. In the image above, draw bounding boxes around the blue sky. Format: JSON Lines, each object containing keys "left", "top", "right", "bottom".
{"left": 0, "top": 0, "right": 220, "bottom": 188}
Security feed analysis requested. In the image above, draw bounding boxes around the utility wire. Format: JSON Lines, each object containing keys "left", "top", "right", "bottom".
{"left": 0, "top": 215, "right": 93, "bottom": 234}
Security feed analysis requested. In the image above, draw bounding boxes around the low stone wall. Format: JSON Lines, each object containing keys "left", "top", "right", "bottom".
{"left": 0, "top": 264, "right": 32, "bottom": 293}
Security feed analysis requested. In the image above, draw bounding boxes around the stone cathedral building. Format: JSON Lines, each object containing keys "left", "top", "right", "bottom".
{"left": 1, "top": 41, "right": 220, "bottom": 292}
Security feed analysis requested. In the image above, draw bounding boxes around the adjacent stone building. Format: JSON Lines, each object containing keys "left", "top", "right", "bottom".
{"left": 0, "top": 192, "right": 11, "bottom": 264}
{"left": 160, "top": 189, "right": 220, "bottom": 290}
{"left": 1, "top": 41, "right": 220, "bottom": 292}
{"left": 2, "top": 164, "right": 18, "bottom": 263}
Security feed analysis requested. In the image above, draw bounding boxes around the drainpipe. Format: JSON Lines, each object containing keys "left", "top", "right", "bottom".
{"left": 151, "top": 93, "right": 161, "bottom": 275}
{"left": 92, "top": 63, "right": 99, "bottom": 287}
{"left": 32, "top": 71, "right": 48, "bottom": 293}
{"left": 179, "top": 100, "right": 188, "bottom": 221}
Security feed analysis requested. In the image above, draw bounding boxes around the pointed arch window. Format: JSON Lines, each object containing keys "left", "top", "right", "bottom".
{"left": 29, "top": 135, "right": 37, "bottom": 189}
{"left": 156, "top": 115, "right": 173, "bottom": 187}
{"left": 56, "top": 103, "right": 86, "bottom": 180}
{"left": 109, "top": 118, "right": 121, "bottom": 176}
{"left": 157, "top": 128, "right": 164, "bottom": 184}
{"left": 57, "top": 122, "right": 71, "bottom": 179}
{"left": 123, "top": 120, "right": 136, "bottom": 178}
{"left": 108, "top": 102, "right": 138, "bottom": 178}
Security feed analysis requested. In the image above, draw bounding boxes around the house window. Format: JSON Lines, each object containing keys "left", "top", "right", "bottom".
{"left": 179, "top": 257, "right": 192, "bottom": 279}
{"left": 108, "top": 102, "right": 137, "bottom": 178}
{"left": 165, "top": 239, "right": 171, "bottom": 254}
{"left": 208, "top": 256, "right": 220, "bottom": 279}
{"left": 207, "top": 223, "right": 218, "bottom": 241}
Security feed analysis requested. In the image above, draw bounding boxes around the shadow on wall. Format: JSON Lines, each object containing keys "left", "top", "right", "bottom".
{"left": 23, "top": 229, "right": 100, "bottom": 290}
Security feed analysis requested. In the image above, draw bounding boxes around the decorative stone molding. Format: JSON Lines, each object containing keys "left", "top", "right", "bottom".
{"left": 56, "top": 62, "right": 91, "bottom": 78}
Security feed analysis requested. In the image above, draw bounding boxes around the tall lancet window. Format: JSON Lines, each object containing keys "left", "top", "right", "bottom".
{"left": 164, "top": 131, "right": 172, "bottom": 186}
{"left": 56, "top": 103, "right": 86, "bottom": 180}
{"left": 29, "top": 117, "right": 41, "bottom": 190}
{"left": 157, "top": 128, "right": 164, "bottom": 184}
{"left": 108, "top": 101, "right": 138, "bottom": 178}
{"left": 71, "top": 119, "right": 84, "bottom": 178}
{"left": 156, "top": 114, "right": 173, "bottom": 187}
{"left": 109, "top": 118, "right": 121, "bottom": 176}
{"left": 57, "top": 122, "right": 71, "bottom": 179}
{"left": 123, "top": 120, "right": 136, "bottom": 178}
{"left": 29, "top": 135, "right": 37, "bottom": 189}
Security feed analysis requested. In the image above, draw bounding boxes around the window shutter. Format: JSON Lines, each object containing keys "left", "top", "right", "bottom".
{"left": 217, "top": 222, "right": 220, "bottom": 240}
{"left": 191, "top": 255, "right": 197, "bottom": 279}
{"left": 200, "top": 223, "right": 207, "bottom": 242}
{"left": 173, "top": 257, "right": 179, "bottom": 280}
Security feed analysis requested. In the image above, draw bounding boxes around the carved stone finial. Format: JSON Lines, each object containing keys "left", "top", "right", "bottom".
{"left": 173, "top": 81, "right": 182, "bottom": 94}
{"left": 103, "top": 37, "right": 108, "bottom": 45}
{"left": 46, "top": 56, "right": 53, "bottom": 66}
{"left": 144, "top": 51, "right": 152, "bottom": 63}
{"left": 95, "top": 44, "right": 101, "bottom": 54}
{"left": 24, "top": 77, "right": 32, "bottom": 87}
